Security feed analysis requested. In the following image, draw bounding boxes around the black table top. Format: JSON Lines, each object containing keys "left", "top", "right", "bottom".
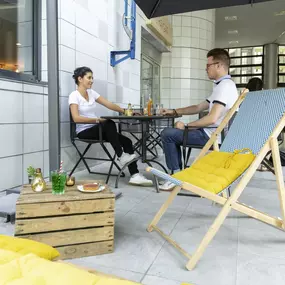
{"left": 101, "top": 115, "right": 179, "bottom": 120}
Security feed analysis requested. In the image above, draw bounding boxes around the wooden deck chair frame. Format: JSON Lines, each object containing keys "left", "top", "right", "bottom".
{"left": 146, "top": 89, "right": 285, "bottom": 270}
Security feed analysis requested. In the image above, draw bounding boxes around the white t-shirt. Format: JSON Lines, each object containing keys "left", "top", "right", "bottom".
{"left": 203, "top": 78, "right": 238, "bottom": 143}
{"left": 68, "top": 89, "right": 101, "bottom": 134}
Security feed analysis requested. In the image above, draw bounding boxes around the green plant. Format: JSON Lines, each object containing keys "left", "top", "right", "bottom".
{"left": 27, "top": 166, "right": 36, "bottom": 177}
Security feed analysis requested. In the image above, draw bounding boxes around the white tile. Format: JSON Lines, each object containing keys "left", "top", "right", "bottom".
{"left": 0, "top": 90, "right": 22, "bottom": 123}
{"left": 181, "top": 48, "right": 191, "bottom": 58}
{"left": 172, "top": 15, "right": 182, "bottom": 26}
{"left": 182, "top": 26, "right": 191, "bottom": 37}
{"left": 60, "top": 71, "right": 75, "bottom": 97}
{"left": 93, "top": 59, "right": 107, "bottom": 81}
{"left": 23, "top": 124, "right": 44, "bottom": 153}
{"left": 173, "top": 26, "right": 181, "bottom": 37}
{"left": 93, "top": 37, "right": 108, "bottom": 62}
{"left": 23, "top": 152, "right": 44, "bottom": 184}
{"left": 43, "top": 150, "right": 50, "bottom": 178}
{"left": 41, "top": 71, "right": 48, "bottom": 82}
{"left": 60, "top": 19, "right": 76, "bottom": 49}
{"left": 181, "top": 79, "right": 191, "bottom": 89}
{"left": 41, "top": 45, "right": 47, "bottom": 71}
{"left": 107, "top": 83, "right": 116, "bottom": 102}
{"left": 60, "top": 0, "right": 76, "bottom": 24}
{"left": 23, "top": 93, "right": 44, "bottom": 123}
{"left": 75, "top": 28, "right": 94, "bottom": 56}
{"left": 181, "top": 37, "right": 190, "bottom": 47}
{"left": 0, "top": 79, "right": 22, "bottom": 92}
{"left": 43, "top": 123, "right": 49, "bottom": 150}
{"left": 181, "top": 16, "right": 191, "bottom": 27}
{"left": 0, "top": 156, "right": 23, "bottom": 191}
{"left": 42, "top": 19, "right": 47, "bottom": 45}
{"left": 42, "top": 0, "right": 46, "bottom": 19}
{"left": 44, "top": 96, "right": 48, "bottom": 122}
{"left": 61, "top": 122, "right": 71, "bottom": 147}
{"left": 89, "top": 0, "right": 108, "bottom": 22}
{"left": 0, "top": 125, "right": 23, "bottom": 158}
{"left": 60, "top": 45, "right": 76, "bottom": 73}
{"left": 44, "top": 87, "right": 48, "bottom": 95}
{"left": 129, "top": 73, "right": 140, "bottom": 90}
{"left": 98, "top": 19, "right": 108, "bottom": 42}
{"left": 60, "top": 96, "right": 69, "bottom": 122}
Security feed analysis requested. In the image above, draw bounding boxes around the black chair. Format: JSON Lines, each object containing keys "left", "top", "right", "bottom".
{"left": 182, "top": 111, "right": 237, "bottom": 169}
{"left": 69, "top": 113, "right": 125, "bottom": 183}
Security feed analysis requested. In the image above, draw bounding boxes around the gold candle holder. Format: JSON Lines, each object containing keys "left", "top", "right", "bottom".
{"left": 66, "top": 176, "right": 75, "bottom": 186}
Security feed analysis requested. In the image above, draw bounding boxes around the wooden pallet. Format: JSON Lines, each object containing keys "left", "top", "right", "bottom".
{"left": 15, "top": 180, "right": 115, "bottom": 259}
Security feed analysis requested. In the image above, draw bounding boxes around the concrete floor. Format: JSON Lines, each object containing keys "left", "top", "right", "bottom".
{"left": 1, "top": 156, "right": 284, "bottom": 285}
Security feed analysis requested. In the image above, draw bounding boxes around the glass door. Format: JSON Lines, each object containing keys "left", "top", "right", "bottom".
{"left": 141, "top": 55, "right": 160, "bottom": 108}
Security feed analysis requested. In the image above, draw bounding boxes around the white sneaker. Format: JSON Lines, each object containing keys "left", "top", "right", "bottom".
{"left": 117, "top": 152, "right": 136, "bottom": 166}
{"left": 129, "top": 173, "right": 153, "bottom": 186}
{"left": 159, "top": 180, "right": 176, "bottom": 191}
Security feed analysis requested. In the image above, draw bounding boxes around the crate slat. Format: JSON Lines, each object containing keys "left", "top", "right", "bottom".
{"left": 16, "top": 199, "right": 114, "bottom": 218}
{"left": 15, "top": 212, "right": 114, "bottom": 235}
{"left": 55, "top": 240, "right": 114, "bottom": 260}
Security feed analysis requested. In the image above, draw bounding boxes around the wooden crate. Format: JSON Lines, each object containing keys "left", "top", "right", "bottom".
{"left": 15, "top": 180, "right": 115, "bottom": 259}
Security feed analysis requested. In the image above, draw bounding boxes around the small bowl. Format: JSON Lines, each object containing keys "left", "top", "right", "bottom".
{"left": 66, "top": 176, "right": 75, "bottom": 186}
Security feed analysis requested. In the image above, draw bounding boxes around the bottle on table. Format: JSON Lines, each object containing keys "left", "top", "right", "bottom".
{"left": 147, "top": 96, "right": 153, "bottom": 116}
{"left": 31, "top": 168, "right": 46, "bottom": 192}
{"left": 126, "top": 103, "right": 133, "bottom": 116}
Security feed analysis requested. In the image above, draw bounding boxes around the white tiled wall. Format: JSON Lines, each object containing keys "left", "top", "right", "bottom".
{"left": 161, "top": 10, "right": 216, "bottom": 123}
{"left": 0, "top": 80, "right": 48, "bottom": 191}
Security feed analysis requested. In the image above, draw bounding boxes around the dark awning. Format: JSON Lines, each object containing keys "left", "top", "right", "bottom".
{"left": 134, "top": 0, "right": 273, "bottom": 19}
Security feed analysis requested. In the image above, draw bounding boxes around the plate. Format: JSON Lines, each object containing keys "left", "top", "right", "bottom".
{"left": 77, "top": 183, "right": 106, "bottom": 193}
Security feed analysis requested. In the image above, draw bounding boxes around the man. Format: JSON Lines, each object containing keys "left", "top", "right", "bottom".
{"left": 159, "top": 48, "right": 238, "bottom": 191}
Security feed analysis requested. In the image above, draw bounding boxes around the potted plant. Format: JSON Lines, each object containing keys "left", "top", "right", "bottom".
{"left": 27, "top": 166, "right": 36, "bottom": 184}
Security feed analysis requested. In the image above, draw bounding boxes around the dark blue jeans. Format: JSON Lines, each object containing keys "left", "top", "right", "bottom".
{"left": 161, "top": 127, "right": 209, "bottom": 171}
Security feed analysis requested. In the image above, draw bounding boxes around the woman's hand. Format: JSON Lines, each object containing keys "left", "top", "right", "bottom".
{"left": 175, "top": 121, "right": 185, "bottom": 130}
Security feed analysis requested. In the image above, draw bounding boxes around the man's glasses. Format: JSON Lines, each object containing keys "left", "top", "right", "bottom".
{"left": 206, "top": 62, "right": 219, "bottom": 69}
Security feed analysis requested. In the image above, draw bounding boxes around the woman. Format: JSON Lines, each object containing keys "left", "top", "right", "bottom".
{"left": 69, "top": 66, "right": 152, "bottom": 186}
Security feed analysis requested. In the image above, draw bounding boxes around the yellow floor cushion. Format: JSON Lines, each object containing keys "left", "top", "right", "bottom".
{"left": 0, "top": 249, "right": 21, "bottom": 265}
{"left": 0, "top": 251, "right": 140, "bottom": 285}
{"left": 0, "top": 235, "right": 60, "bottom": 260}
{"left": 173, "top": 149, "right": 255, "bottom": 194}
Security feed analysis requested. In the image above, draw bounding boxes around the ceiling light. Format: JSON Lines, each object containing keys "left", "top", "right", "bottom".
{"left": 16, "top": 42, "right": 21, "bottom": 46}
{"left": 229, "top": 41, "right": 239, "bottom": 44}
{"left": 225, "top": 16, "right": 237, "bottom": 21}
{"left": 228, "top": 30, "right": 238, "bottom": 35}
{"left": 275, "top": 11, "right": 285, "bottom": 16}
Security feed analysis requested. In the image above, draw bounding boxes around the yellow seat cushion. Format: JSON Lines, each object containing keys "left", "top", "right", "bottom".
{"left": 0, "top": 253, "right": 140, "bottom": 285}
{"left": 173, "top": 150, "right": 255, "bottom": 194}
{"left": 0, "top": 235, "right": 60, "bottom": 260}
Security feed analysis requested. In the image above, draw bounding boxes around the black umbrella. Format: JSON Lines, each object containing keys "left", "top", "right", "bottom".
{"left": 134, "top": 0, "right": 273, "bottom": 19}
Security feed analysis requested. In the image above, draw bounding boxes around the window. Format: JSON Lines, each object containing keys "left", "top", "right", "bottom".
{"left": 278, "top": 45, "right": 285, "bottom": 87}
{"left": 226, "top": 46, "right": 264, "bottom": 89}
{"left": 0, "top": 0, "right": 41, "bottom": 82}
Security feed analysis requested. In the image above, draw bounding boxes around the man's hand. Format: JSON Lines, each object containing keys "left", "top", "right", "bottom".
{"left": 160, "top": 108, "right": 174, "bottom": 116}
{"left": 175, "top": 121, "right": 185, "bottom": 130}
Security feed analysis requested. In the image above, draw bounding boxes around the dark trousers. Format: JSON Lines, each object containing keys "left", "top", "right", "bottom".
{"left": 77, "top": 120, "right": 139, "bottom": 176}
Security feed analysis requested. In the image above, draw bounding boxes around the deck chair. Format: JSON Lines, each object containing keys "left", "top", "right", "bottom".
{"left": 146, "top": 88, "right": 285, "bottom": 270}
